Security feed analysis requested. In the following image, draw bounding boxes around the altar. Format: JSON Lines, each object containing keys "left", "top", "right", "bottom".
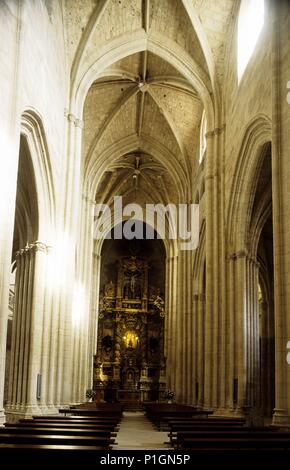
{"left": 117, "top": 389, "right": 141, "bottom": 403}
{"left": 93, "top": 255, "right": 166, "bottom": 405}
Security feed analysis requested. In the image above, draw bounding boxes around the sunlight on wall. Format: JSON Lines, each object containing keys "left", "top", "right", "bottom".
{"left": 47, "top": 231, "right": 73, "bottom": 291}
{"left": 72, "top": 281, "right": 85, "bottom": 328}
{"left": 0, "top": 129, "right": 15, "bottom": 219}
{"left": 199, "top": 110, "right": 207, "bottom": 164}
{"left": 237, "top": 0, "right": 264, "bottom": 83}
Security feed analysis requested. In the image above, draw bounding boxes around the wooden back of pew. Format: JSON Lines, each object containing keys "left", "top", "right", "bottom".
{"left": 21, "top": 418, "right": 118, "bottom": 425}
{"left": 33, "top": 415, "right": 120, "bottom": 422}
{"left": 0, "top": 443, "right": 112, "bottom": 463}
{"left": 1, "top": 427, "right": 116, "bottom": 437}
{"left": 9, "top": 421, "right": 117, "bottom": 430}
{"left": 168, "top": 417, "right": 245, "bottom": 423}
{"left": 0, "top": 433, "right": 115, "bottom": 446}
{"left": 169, "top": 421, "right": 244, "bottom": 428}
{"left": 178, "top": 436, "right": 290, "bottom": 450}
{"left": 70, "top": 403, "right": 123, "bottom": 411}
{"left": 59, "top": 408, "right": 122, "bottom": 417}
{"left": 169, "top": 427, "right": 265, "bottom": 437}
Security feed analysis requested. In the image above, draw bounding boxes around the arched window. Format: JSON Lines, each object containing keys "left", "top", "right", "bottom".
{"left": 199, "top": 110, "right": 207, "bottom": 164}
{"left": 237, "top": 0, "right": 264, "bottom": 83}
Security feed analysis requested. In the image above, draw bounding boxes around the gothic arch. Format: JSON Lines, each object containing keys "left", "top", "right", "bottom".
{"left": 72, "top": 30, "right": 214, "bottom": 131}
{"left": 227, "top": 114, "right": 271, "bottom": 252}
{"left": 20, "top": 109, "right": 55, "bottom": 241}
{"left": 85, "top": 135, "right": 188, "bottom": 203}
{"left": 70, "top": 0, "right": 216, "bottom": 114}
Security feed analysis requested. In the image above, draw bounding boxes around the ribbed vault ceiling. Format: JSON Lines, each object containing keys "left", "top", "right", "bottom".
{"left": 70, "top": 0, "right": 236, "bottom": 205}
{"left": 83, "top": 51, "right": 202, "bottom": 204}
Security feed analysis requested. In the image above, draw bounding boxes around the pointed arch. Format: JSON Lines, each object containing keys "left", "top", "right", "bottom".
{"left": 72, "top": 29, "right": 214, "bottom": 131}
{"left": 226, "top": 114, "right": 271, "bottom": 251}
{"left": 85, "top": 134, "right": 188, "bottom": 203}
{"left": 20, "top": 109, "right": 56, "bottom": 242}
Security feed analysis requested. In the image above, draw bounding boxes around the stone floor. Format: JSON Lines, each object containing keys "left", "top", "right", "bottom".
{"left": 114, "top": 411, "right": 170, "bottom": 450}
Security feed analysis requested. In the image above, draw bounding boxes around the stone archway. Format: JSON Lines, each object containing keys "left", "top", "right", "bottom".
{"left": 94, "top": 222, "right": 167, "bottom": 406}
{"left": 5, "top": 112, "right": 55, "bottom": 421}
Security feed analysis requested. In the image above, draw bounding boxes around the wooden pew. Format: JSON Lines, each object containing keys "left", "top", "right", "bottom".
{"left": 0, "top": 443, "right": 110, "bottom": 464}
{"left": 178, "top": 435, "right": 290, "bottom": 451}
{"left": 170, "top": 429, "right": 280, "bottom": 449}
{"left": 58, "top": 408, "right": 122, "bottom": 417}
{"left": 1, "top": 427, "right": 117, "bottom": 438}
{"left": 167, "top": 416, "right": 266, "bottom": 448}
{"left": 166, "top": 416, "right": 290, "bottom": 453}
{"left": 22, "top": 418, "right": 119, "bottom": 426}
{"left": 33, "top": 414, "right": 119, "bottom": 420}
{"left": 168, "top": 417, "right": 245, "bottom": 423}
{"left": 0, "top": 433, "right": 115, "bottom": 447}
{"left": 33, "top": 415, "right": 121, "bottom": 424}
{"left": 0, "top": 407, "right": 119, "bottom": 461}
{"left": 6, "top": 422, "right": 117, "bottom": 431}
{"left": 70, "top": 403, "right": 123, "bottom": 411}
{"left": 144, "top": 403, "right": 214, "bottom": 430}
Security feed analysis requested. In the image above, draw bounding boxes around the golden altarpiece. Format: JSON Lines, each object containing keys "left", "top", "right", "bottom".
{"left": 93, "top": 256, "right": 166, "bottom": 404}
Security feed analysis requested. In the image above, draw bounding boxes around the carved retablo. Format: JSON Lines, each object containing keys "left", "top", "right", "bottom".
{"left": 94, "top": 256, "right": 166, "bottom": 403}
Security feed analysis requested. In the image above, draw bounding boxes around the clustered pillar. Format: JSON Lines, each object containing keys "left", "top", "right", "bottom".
{"left": 6, "top": 242, "right": 49, "bottom": 418}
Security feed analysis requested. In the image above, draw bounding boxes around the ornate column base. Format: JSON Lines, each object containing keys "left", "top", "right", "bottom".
{"left": 212, "top": 407, "right": 239, "bottom": 417}
{"left": 0, "top": 409, "right": 5, "bottom": 426}
{"left": 45, "top": 404, "right": 60, "bottom": 414}
{"left": 272, "top": 408, "right": 290, "bottom": 426}
{"left": 37, "top": 404, "right": 56, "bottom": 415}
{"left": 5, "top": 403, "right": 41, "bottom": 422}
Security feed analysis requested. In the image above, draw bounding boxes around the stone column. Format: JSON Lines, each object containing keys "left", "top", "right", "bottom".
{"left": 235, "top": 252, "right": 248, "bottom": 412}
{"left": 271, "top": 0, "right": 290, "bottom": 426}
{"left": 175, "top": 250, "right": 185, "bottom": 402}
{"left": 180, "top": 249, "right": 193, "bottom": 404}
{"left": 203, "top": 128, "right": 216, "bottom": 410}
{"left": 0, "top": 0, "right": 22, "bottom": 426}
{"left": 171, "top": 254, "right": 179, "bottom": 396}
{"left": 192, "top": 293, "right": 198, "bottom": 406}
{"left": 197, "top": 293, "right": 205, "bottom": 407}
{"left": 6, "top": 242, "right": 49, "bottom": 419}
{"left": 165, "top": 255, "right": 178, "bottom": 392}
{"left": 87, "top": 251, "right": 101, "bottom": 392}
{"left": 234, "top": 252, "right": 260, "bottom": 416}
{"left": 78, "top": 194, "right": 96, "bottom": 403}
{"left": 185, "top": 249, "right": 193, "bottom": 404}
{"left": 164, "top": 257, "right": 170, "bottom": 364}
{"left": 39, "top": 246, "right": 57, "bottom": 414}
{"left": 203, "top": 124, "right": 225, "bottom": 411}
{"left": 226, "top": 256, "right": 236, "bottom": 410}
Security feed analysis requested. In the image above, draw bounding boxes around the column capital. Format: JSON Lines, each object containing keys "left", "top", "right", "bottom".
{"left": 82, "top": 193, "right": 95, "bottom": 204}
{"left": 205, "top": 172, "right": 218, "bottom": 180}
{"left": 205, "top": 124, "right": 226, "bottom": 139}
{"left": 75, "top": 118, "right": 84, "bottom": 129}
{"left": 16, "top": 241, "right": 50, "bottom": 257}
{"left": 64, "top": 109, "right": 83, "bottom": 127}
{"left": 16, "top": 244, "right": 30, "bottom": 258}
{"left": 229, "top": 250, "right": 259, "bottom": 267}
{"left": 66, "top": 112, "right": 76, "bottom": 123}
{"left": 29, "top": 241, "right": 50, "bottom": 253}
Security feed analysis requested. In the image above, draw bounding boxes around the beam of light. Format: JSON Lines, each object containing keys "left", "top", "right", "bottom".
{"left": 72, "top": 281, "right": 85, "bottom": 328}
{"left": 238, "top": 0, "right": 264, "bottom": 83}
